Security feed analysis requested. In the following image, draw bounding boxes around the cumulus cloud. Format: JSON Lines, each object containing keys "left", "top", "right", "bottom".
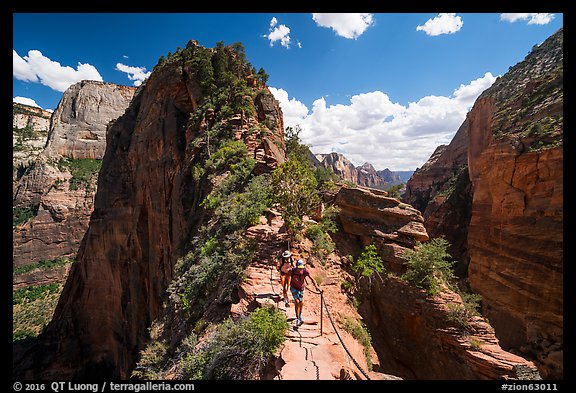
{"left": 500, "top": 13, "right": 555, "bottom": 25}
{"left": 115, "top": 63, "right": 151, "bottom": 86}
{"left": 312, "top": 13, "right": 374, "bottom": 39}
{"left": 265, "top": 17, "right": 293, "bottom": 48}
{"left": 268, "top": 87, "right": 309, "bottom": 126}
{"left": 271, "top": 72, "right": 497, "bottom": 170}
{"left": 13, "top": 49, "right": 103, "bottom": 92}
{"left": 416, "top": 13, "right": 463, "bottom": 36}
{"left": 13, "top": 96, "right": 41, "bottom": 108}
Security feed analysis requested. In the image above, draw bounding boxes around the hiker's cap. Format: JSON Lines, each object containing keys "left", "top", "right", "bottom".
{"left": 296, "top": 259, "right": 305, "bottom": 267}
{"left": 282, "top": 250, "right": 292, "bottom": 258}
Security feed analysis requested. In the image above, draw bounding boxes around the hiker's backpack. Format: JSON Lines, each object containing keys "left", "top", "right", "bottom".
{"left": 290, "top": 268, "right": 309, "bottom": 290}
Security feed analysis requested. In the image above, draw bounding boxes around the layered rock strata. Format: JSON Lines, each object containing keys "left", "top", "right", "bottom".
{"left": 467, "top": 29, "right": 563, "bottom": 379}
{"left": 13, "top": 82, "right": 135, "bottom": 273}
{"left": 44, "top": 80, "right": 136, "bottom": 159}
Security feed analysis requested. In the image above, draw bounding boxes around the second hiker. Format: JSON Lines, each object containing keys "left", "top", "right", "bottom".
{"left": 287, "top": 259, "right": 322, "bottom": 326}
{"left": 276, "top": 250, "right": 295, "bottom": 307}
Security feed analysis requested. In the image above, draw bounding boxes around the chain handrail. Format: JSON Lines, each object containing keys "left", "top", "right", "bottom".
{"left": 307, "top": 287, "right": 372, "bottom": 380}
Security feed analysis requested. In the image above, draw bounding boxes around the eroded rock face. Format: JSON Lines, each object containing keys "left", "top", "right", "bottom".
{"left": 317, "top": 153, "right": 389, "bottom": 190}
{"left": 466, "top": 29, "right": 563, "bottom": 379}
{"left": 404, "top": 119, "right": 472, "bottom": 272}
{"left": 334, "top": 185, "right": 428, "bottom": 250}
{"left": 13, "top": 44, "right": 286, "bottom": 379}
{"left": 356, "top": 162, "right": 388, "bottom": 189}
{"left": 13, "top": 104, "right": 52, "bottom": 181}
{"left": 359, "top": 275, "right": 540, "bottom": 380}
{"left": 44, "top": 81, "right": 136, "bottom": 159}
{"left": 13, "top": 82, "right": 134, "bottom": 273}
{"left": 401, "top": 28, "right": 563, "bottom": 379}
{"left": 330, "top": 184, "right": 539, "bottom": 379}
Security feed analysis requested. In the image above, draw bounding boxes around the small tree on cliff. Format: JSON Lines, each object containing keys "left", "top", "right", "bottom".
{"left": 401, "top": 237, "right": 455, "bottom": 296}
{"left": 271, "top": 158, "right": 320, "bottom": 236}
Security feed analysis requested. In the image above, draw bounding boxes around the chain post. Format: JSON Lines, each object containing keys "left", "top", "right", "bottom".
{"left": 320, "top": 291, "right": 323, "bottom": 336}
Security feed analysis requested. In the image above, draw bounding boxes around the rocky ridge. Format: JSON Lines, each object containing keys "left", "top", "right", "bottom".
{"left": 13, "top": 40, "right": 287, "bottom": 379}
{"left": 315, "top": 152, "right": 402, "bottom": 190}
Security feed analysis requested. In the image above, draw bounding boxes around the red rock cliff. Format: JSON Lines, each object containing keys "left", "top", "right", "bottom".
{"left": 13, "top": 41, "right": 286, "bottom": 379}
{"left": 466, "top": 29, "right": 563, "bottom": 379}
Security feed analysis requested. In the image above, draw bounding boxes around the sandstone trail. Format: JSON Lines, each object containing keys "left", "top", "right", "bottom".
{"left": 231, "top": 210, "right": 396, "bottom": 380}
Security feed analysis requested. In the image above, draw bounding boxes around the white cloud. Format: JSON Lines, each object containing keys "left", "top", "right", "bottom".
{"left": 13, "top": 96, "right": 41, "bottom": 108}
{"left": 416, "top": 13, "right": 463, "bottom": 36}
{"left": 13, "top": 49, "right": 103, "bottom": 92}
{"left": 115, "top": 63, "right": 151, "bottom": 86}
{"left": 271, "top": 72, "right": 497, "bottom": 171}
{"left": 13, "top": 50, "right": 38, "bottom": 82}
{"left": 500, "top": 13, "right": 555, "bottom": 25}
{"left": 265, "top": 17, "right": 292, "bottom": 48}
{"left": 269, "top": 87, "right": 309, "bottom": 126}
{"left": 312, "top": 13, "right": 374, "bottom": 39}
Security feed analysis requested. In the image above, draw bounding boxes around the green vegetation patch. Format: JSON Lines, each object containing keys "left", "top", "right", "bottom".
{"left": 340, "top": 315, "right": 373, "bottom": 371}
{"left": 401, "top": 237, "right": 455, "bottom": 296}
{"left": 57, "top": 157, "right": 102, "bottom": 191}
{"left": 13, "top": 205, "right": 39, "bottom": 228}
{"left": 13, "top": 256, "right": 72, "bottom": 276}
{"left": 13, "top": 283, "right": 63, "bottom": 342}
{"left": 350, "top": 244, "right": 386, "bottom": 280}
{"left": 181, "top": 306, "right": 288, "bottom": 380}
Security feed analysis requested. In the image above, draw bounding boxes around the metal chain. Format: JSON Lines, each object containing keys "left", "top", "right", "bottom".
{"left": 308, "top": 287, "right": 372, "bottom": 380}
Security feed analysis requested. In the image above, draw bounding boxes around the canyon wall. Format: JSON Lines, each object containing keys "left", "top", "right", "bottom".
{"left": 13, "top": 82, "right": 136, "bottom": 277}
{"left": 404, "top": 28, "right": 563, "bottom": 379}
{"left": 466, "top": 29, "right": 563, "bottom": 379}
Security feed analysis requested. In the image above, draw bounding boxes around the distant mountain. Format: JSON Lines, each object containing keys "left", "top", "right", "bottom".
{"left": 392, "top": 170, "right": 414, "bottom": 184}
{"left": 314, "top": 153, "right": 411, "bottom": 191}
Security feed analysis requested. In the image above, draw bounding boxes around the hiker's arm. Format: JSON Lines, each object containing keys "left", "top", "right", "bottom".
{"left": 307, "top": 274, "right": 322, "bottom": 292}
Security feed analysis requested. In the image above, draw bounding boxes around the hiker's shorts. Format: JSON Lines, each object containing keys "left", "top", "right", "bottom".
{"left": 290, "top": 287, "right": 305, "bottom": 302}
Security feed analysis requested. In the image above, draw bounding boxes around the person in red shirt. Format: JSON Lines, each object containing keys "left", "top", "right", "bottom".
{"left": 287, "top": 259, "right": 322, "bottom": 326}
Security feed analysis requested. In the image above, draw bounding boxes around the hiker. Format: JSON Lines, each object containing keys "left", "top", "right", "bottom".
{"left": 287, "top": 259, "right": 322, "bottom": 326}
{"left": 276, "top": 250, "right": 295, "bottom": 307}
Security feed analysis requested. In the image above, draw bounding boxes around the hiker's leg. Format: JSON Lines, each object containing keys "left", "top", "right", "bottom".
{"left": 293, "top": 300, "right": 301, "bottom": 320}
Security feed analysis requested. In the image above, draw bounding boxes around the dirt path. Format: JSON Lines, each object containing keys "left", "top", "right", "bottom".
{"left": 231, "top": 211, "right": 381, "bottom": 380}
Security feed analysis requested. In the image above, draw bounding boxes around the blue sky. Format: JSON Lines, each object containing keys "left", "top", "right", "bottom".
{"left": 13, "top": 13, "right": 563, "bottom": 171}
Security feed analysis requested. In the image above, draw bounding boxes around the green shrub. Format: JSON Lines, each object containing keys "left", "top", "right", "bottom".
{"left": 401, "top": 237, "right": 455, "bottom": 296}
{"left": 306, "top": 223, "right": 335, "bottom": 264}
{"left": 446, "top": 303, "right": 472, "bottom": 331}
{"left": 182, "top": 307, "right": 288, "bottom": 379}
{"left": 57, "top": 158, "right": 102, "bottom": 191}
{"left": 351, "top": 244, "right": 385, "bottom": 279}
{"left": 386, "top": 183, "right": 404, "bottom": 199}
{"left": 214, "top": 174, "right": 272, "bottom": 233}
{"left": 131, "top": 322, "right": 169, "bottom": 380}
{"left": 13, "top": 205, "right": 38, "bottom": 228}
{"left": 271, "top": 157, "right": 320, "bottom": 234}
